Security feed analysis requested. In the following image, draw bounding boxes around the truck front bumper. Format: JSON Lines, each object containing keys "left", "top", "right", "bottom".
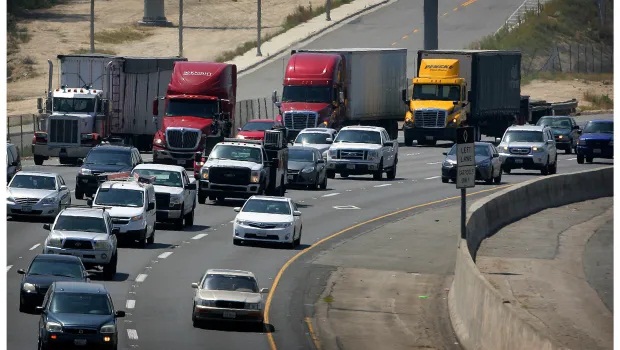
{"left": 576, "top": 145, "right": 613, "bottom": 159}
{"left": 327, "top": 160, "right": 380, "bottom": 175}
{"left": 403, "top": 126, "right": 456, "bottom": 142}
{"left": 42, "top": 247, "right": 112, "bottom": 266}
{"left": 33, "top": 144, "right": 91, "bottom": 158}
{"left": 199, "top": 180, "right": 262, "bottom": 199}
{"left": 152, "top": 148, "right": 196, "bottom": 168}
{"left": 499, "top": 153, "right": 548, "bottom": 170}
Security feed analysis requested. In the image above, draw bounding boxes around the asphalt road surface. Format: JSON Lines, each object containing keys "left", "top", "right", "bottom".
{"left": 8, "top": 1, "right": 611, "bottom": 349}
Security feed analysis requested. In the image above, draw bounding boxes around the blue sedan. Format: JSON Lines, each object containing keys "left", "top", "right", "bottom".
{"left": 576, "top": 119, "right": 613, "bottom": 164}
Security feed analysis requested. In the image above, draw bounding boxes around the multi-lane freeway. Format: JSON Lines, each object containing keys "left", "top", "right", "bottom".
{"left": 6, "top": 1, "right": 612, "bottom": 349}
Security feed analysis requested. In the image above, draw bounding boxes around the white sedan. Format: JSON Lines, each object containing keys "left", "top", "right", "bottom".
{"left": 232, "top": 196, "right": 302, "bottom": 248}
{"left": 7, "top": 171, "right": 71, "bottom": 219}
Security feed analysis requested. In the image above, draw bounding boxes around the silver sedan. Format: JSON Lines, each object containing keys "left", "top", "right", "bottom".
{"left": 7, "top": 171, "right": 71, "bottom": 219}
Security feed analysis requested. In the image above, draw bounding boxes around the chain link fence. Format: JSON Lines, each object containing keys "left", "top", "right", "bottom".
{"left": 522, "top": 42, "right": 613, "bottom": 76}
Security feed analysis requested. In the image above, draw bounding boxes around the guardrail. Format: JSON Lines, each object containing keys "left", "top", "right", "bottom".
{"left": 496, "top": 0, "right": 550, "bottom": 34}
{"left": 448, "top": 167, "right": 613, "bottom": 350}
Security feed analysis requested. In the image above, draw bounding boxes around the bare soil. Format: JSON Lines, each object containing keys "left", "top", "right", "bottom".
{"left": 521, "top": 78, "right": 614, "bottom": 109}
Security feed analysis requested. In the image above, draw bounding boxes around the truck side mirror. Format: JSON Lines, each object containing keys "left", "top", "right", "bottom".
{"left": 401, "top": 89, "right": 407, "bottom": 103}
{"left": 86, "top": 199, "right": 93, "bottom": 206}
{"left": 194, "top": 152, "right": 203, "bottom": 162}
{"left": 37, "top": 98, "right": 43, "bottom": 113}
{"left": 152, "top": 98, "right": 159, "bottom": 116}
{"left": 271, "top": 90, "right": 278, "bottom": 104}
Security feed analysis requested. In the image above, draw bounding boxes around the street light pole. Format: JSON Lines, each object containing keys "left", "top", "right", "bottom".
{"left": 257, "top": 0, "right": 262, "bottom": 56}
{"left": 179, "top": 0, "right": 184, "bottom": 57}
{"left": 326, "top": 0, "right": 332, "bottom": 21}
{"left": 90, "top": 0, "right": 95, "bottom": 53}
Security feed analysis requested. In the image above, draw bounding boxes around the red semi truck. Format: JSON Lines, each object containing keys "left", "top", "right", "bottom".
{"left": 271, "top": 48, "right": 407, "bottom": 140}
{"left": 151, "top": 61, "right": 237, "bottom": 168}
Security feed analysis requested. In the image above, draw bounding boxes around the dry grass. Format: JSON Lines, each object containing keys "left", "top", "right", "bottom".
{"left": 94, "top": 26, "right": 153, "bottom": 45}
{"left": 582, "top": 91, "right": 613, "bottom": 110}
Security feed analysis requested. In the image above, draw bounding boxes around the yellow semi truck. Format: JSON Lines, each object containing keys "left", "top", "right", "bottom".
{"left": 401, "top": 50, "right": 522, "bottom": 146}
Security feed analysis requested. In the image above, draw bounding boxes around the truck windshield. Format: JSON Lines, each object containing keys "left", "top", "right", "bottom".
{"left": 502, "top": 131, "right": 544, "bottom": 143}
{"left": 242, "top": 121, "right": 275, "bottom": 131}
{"left": 412, "top": 84, "right": 461, "bottom": 101}
{"left": 583, "top": 121, "right": 613, "bottom": 134}
{"left": 334, "top": 130, "right": 381, "bottom": 144}
{"left": 53, "top": 98, "right": 96, "bottom": 113}
{"left": 54, "top": 216, "right": 107, "bottom": 233}
{"left": 282, "top": 86, "right": 332, "bottom": 103}
{"left": 166, "top": 99, "right": 218, "bottom": 118}
{"left": 95, "top": 188, "right": 144, "bottom": 208}
{"left": 209, "top": 145, "right": 262, "bottom": 163}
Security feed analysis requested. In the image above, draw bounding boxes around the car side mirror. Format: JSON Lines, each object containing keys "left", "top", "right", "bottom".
{"left": 148, "top": 202, "right": 155, "bottom": 211}
{"left": 17, "top": 269, "right": 26, "bottom": 275}
{"left": 442, "top": 152, "right": 447, "bottom": 156}
{"left": 493, "top": 153, "right": 499, "bottom": 158}
{"left": 77, "top": 159, "right": 84, "bottom": 166}
{"left": 43, "top": 224, "right": 51, "bottom": 231}
{"left": 111, "top": 228, "right": 120, "bottom": 235}
{"left": 152, "top": 99, "right": 159, "bottom": 116}
{"left": 401, "top": 88, "right": 407, "bottom": 103}
{"left": 572, "top": 125, "right": 580, "bottom": 130}
{"left": 35, "top": 306, "right": 44, "bottom": 314}
{"left": 233, "top": 207, "right": 241, "bottom": 212}
{"left": 384, "top": 141, "right": 393, "bottom": 147}
{"left": 293, "top": 210, "right": 302, "bottom": 216}
{"left": 60, "top": 185, "right": 68, "bottom": 191}
{"left": 237, "top": 127, "right": 242, "bottom": 132}
{"left": 86, "top": 199, "right": 93, "bottom": 206}
{"left": 115, "top": 310, "right": 126, "bottom": 318}
{"left": 317, "top": 159, "right": 324, "bottom": 164}
{"left": 185, "top": 183, "right": 196, "bottom": 190}
{"left": 325, "top": 138, "right": 333, "bottom": 144}
{"left": 271, "top": 90, "right": 279, "bottom": 104}
{"left": 191, "top": 282, "right": 199, "bottom": 289}
{"left": 260, "top": 288, "right": 269, "bottom": 293}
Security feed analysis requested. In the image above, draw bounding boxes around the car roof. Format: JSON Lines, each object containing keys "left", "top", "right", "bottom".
{"left": 588, "top": 119, "right": 613, "bottom": 123}
{"left": 247, "top": 119, "right": 276, "bottom": 123}
{"left": 506, "top": 125, "right": 546, "bottom": 132}
{"left": 12, "top": 171, "right": 58, "bottom": 178}
{"left": 205, "top": 269, "right": 256, "bottom": 278}
{"left": 91, "top": 144, "right": 134, "bottom": 152}
{"left": 218, "top": 140, "right": 263, "bottom": 148}
{"left": 134, "top": 164, "right": 185, "bottom": 172}
{"left": 247, "top": 195, "right": 291, "bottom": 202}
{"left": 99, "top": 180, "right": 150, "bottom": 191}
{"left": 539, "top": 115, "right": 572, "bottom": 119}
{"left": 53, "top": 281, "right": 108, "bottom": 294}
{"left": 340, "top": 125, "right": 384, "bottom": 132}
{"left": 298, "top": 128, "right": 337, "bottom": 133}
{"left": 33, "top": 254, "right": 82, "bottom": 263}
{"left": 289, "top": 146, "right": 319, "bottom": 152}
{"left": 60, "top": 207, "right": 108, "bottom": 218}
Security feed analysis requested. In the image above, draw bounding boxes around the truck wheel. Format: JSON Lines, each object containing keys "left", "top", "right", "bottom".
{"left": 320, "top": 175, "right": 327, "bottom": 190}
{"left": 416, "top": 138, "right": 425, "bottom": 146}
{"left": 373, "top": 161, "right": 383, "bottom": 180}
{"left": 404, "top": 133, "right": 413, "bottom": 147}
{"left": 34, "top": 155, "right": 44, "bottom": 166}
{"left": 185, "top": 209, "right": 195, "bottom": 227}
{"left": 198, "top": 193, "right": 206, "bottom": 204}
{"left": 102, "top": 252, "right": 117, "bottom": 280}
{"left": 586, "top": 156, "right": 594, "bottom": 163}
{"left": 442, "top": 177, "right": 449, "bottom": 183}
{"left": 565, "top": 147, "right": 572, "bottom": 154}
{"left": 386, "top": 162, "right": 397, "bottom": 180}
{"left": 577, "top": 154, "right": 584, "bottom": 164}
{"left": 550, "top": 157, "right": 558, "bottom": 174}
{"left": 75, "top": 190, "right": 84, "bottom": 200}
{"left": 326, "top": 170, "right": 335, "bottom": 179}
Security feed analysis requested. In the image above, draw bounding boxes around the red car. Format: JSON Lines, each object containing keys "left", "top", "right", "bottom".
{"left": 236, "top": 119, "right": 282, "bottom": 140}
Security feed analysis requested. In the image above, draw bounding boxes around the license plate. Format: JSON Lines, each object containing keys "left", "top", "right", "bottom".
{"left": 74, "top": 339, "right": 87, "bottom": 346}
{"left": 81, "top": 179, "right": 89, "bottom": 183}
{"left": 426, "top": 136, "right": 434, "bottom": 141}
{"left": 514, "top": 159, "right": 523, "bottom": 164}
{"left": 223, "top": 311, "right": 236, "bottom": 319}
{"left": 255, "top": 231, "right": 267, "bottom": 237}
{"left": 22, "top": 206, "right": 32, "bottom": 212}
{"left": 593, "top": 149, "right": 602, "bottom": 154}
{"left": 177, "top": 159, "right": 187, "bottom": 165}
{"left": 346, "top": 164, "right": 355, "bottom": 170}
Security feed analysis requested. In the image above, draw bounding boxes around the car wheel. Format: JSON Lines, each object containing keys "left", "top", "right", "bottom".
{"left": 441, "top": 177, "right": 449, "bottom": 183}
{"left": 386, "top": 162, "right": 397, "bottom": 180}
{"left": 550, "top": 157, "right": 558, "bottom": 174}
{"left": 494, "top": 171, "right": 502, "bottom": 184}
{"left": 485, "top": 176, "right": 493, "bottom": 184}
{"left": 373, "top": 160, "right": 383, "bottom": 180}
{"left": 37, "top": 337, "right": 47, "bottom": 350}
{"left": 147, "top": 228, "right": 155, "bottom": 245}
{"left": 102, "top": 252, "right": 117, "bottom": 280}
{"left": 326, "top": 170, "right": 335, "bottom": 179}
{"left": 577, "top": 154, "right": 585, "bottom": 164}
{"left": 75, "top": 190, "right": 84, "bottom": 200}
{"left": 233, "top": 238, "right": 242, "bottom": 246}
{"left": 294, "top": 227, "right": 302, "bottom": 246}
{"left": 198, "top": 193, "right": 206, "bottom": 204}
{"left": 503, "top": 167, "right": 511, "bottom": 174}
{"left": 565, "top": 147, "right": 572, "bottom": 154}
{"left": 192, "top": 308, "right": 200, "bottom": 328}
{"left": 320, "top": 175, "right": 327, "bottom": 190}
{"left": 340, "top": 172, "right": 349, "bottom": 178}
{"left": 19, "top": 300, "right": 30, "bottom": 313}
{"left": 541, "top": 158, "right": 550, "bottom": 175}
{"left": 586, "top": 156, "right": 594, "bottom": 163}
{"left": 138, "top": 229, "right": 148, "bottom": 247}
{"left": 185, "top": 209, "right": 195, "bottom": 227}
{"left": 34, "top": 155, "right": 45, "bottom": 166}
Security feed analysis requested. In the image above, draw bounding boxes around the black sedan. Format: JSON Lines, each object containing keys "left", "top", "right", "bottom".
{"left": 441, "top": 142, "right": 502, "bottom": 184}
{"left": 536, "top": 115, "right": 581, "bottom": 153}
{"left": 18, "top": 254, "right": 90, "bottom": 313}
{"left": 286, "top": 146, "right": 328, "bottom": 189}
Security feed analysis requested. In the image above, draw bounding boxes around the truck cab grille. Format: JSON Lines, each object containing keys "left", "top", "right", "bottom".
{"left": 283, "top": 112, "right": 318, "bottom": 131}
{"left": 63, "top": 239, "right": 93, "bottom": 250}
{"left": 155, "top": 193, "right": 171, "bottom": 209}
{"left": 166, "top": 128, "right": 201, "bottom": 150}
{"left": 49, "top": 119, "right": 79, "bottom": 144}
{"left": 509, "top": 147, "right": 531, "bottom": 155}
{"left": 338, "top": 150, "right": 366, "bottom": 160}
{"left": 413, "top": 110, "right": 447, "bottom": 128}
{"left": 209, "top": 167, "right": 251, "bottom": 185}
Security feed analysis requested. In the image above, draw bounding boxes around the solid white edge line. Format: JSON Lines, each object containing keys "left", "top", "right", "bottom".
{"left": 127, "top": 329, "right": 139, "bottom": 340}
{"left": 426, "top": 162, "right": 442, "bottom": 165}
{"left": 135, "top": 274, "right": 148, "bottom": 282}
{"left": 322, "top": 193, "right": 340, "bottom": 197}
{"left": 425, "top": 176, "right": 441, "bottom": 180}
{"left": 158, "top": 252, "right": 173, "bottom": 259}
{"left": 7, "top": 265, "right": 13, "bottom": 272}
{"left": 29, "top": 243, "right": 40, "bottom": 251}
{"left": 191, "top": 233, "right": 208, "bottom": 240}
{"left": 373, "top": 184, "right": 392, "bottom": 187}
{"left": 126, "top": 300, "right": 136, "bottom": 309}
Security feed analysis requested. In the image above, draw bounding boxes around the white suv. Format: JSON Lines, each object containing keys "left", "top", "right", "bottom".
{"left": 89, "top": 177, "right": 156, "bottom": 248}
{"left": 326, "top": 126, "right": 398, "bottom": 180}
{"left": 498, "top": 125, "right": 558, "bottom": 175}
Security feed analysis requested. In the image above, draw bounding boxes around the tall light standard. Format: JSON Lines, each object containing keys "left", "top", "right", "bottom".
{"left": 257, "top": 0, "right": 262, "bottom": 56}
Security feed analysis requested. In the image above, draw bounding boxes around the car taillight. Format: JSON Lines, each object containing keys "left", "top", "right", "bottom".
{"left": 81, "top": 133, "right": 99, "bottom": 146}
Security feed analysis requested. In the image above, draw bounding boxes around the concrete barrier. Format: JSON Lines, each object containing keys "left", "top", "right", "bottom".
{"left": 448, "top": 166, "right": 614, "bottom": 350}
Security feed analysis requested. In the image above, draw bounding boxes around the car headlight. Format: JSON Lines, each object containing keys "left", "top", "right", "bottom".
{"left": 154, "top": 138, "right": 165, "bottom": 145}
{"left": 532, "top": 146, "right": 544, "bottom": 152}
{"left": 442, "top": 160, "right": 455, "bottom": 167}
{"left": 23, "top": 283, "right": 36, "bottom": 292}
{"left": 328, "top": 149, "right": 338, "bottom": 159}
{"left": 130, "top": 215, "right": 143, "bottom": 222}
{"left": 79, "top": 168, "right": 92, "bottom": 175}
{"left": 250, "top": 170, "right": 260, "bottom": 183}
{"left": 301, "top": 166, "right": 315, "bottom": 173}
{"left": 277, "top": 222, "right": 293, "bottom": 228}
{"left": 41, "top": 196, "right": 58, "bottom": 204}
{"left": 201, "top": 168, "right": 209, "bottom": 180}
{"left": 47, "top": 236, "right": 62, "bottom": 248}
{"left": 94, "top": 240, "right": 109, "bottom": 250}
{"left": 45, "top": 321, "right": 63, "bottom": 333}
{"left": 170, "top": 195, "right": 183, "bottom": 205}
{"left": 7, "top": 195, "right": 15, "bottom": 203}
{"left": 236, "top": 219, "right": 249, "bottom": 226}
{"left": 100, "top": 324, "right": 116, "bottom": 334}
{"left": 367, "top": 150, "right": 379, "bottom": 160}
{"left": 558, "top": 135, "right": 563, "bottom": 139}
{"left": 245, "top": 302, "right": 260, "bottom": 310}
{"left": 200, "top": 299, "right": 216, "bottom": 307}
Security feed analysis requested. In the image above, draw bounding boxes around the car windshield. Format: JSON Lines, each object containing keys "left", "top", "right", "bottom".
{"left": 282, "top": 86, "right": 331, "bottom": 103}
{"left": 9, "top": 175, "right": 56, "bottom": 190}
{"left": 289, "top": 149, "right": 315, "bottom": 162}
{"left": 84, "top": 150, "right": 131, "bottom": 166}
{"left": 412, "top": 84, "right": 461, "bottom": 101}
{"left": 295, "top": 133, "right": 331, "bottom": 145}
{"left": 447, "top": 144, "right": 490, "bottom": 157}
{"left": 242, "top": 199, "right": 291, "bottom": 215}
{"left": 334, "top": 130, "right": 381, "bottom": 144}
{"left": 166, "top": 99, "right": 218, "bottom": 118}
{"left": 28, "top": 260, "right": 83, "bottom": 279}
{"left": 95, "top": 188, "right": 144, "bottom": 207}
{"left": 54, "top": 216, "right": 107, "bottom": 233}
{"left": 209, "top": 145, "right": 262, "bottom": 163}
{"left": 202, "top": 274, "right": 259, "bottom": 293}
{"left": 583, "top": 121, "right": 613, "bottom": 134}
{"left": 242, "top": 121, "right": 274, "bottom": 131}
{"left": 53, "top": 97, "right": 96, "bottom": 113}
{"left": 49, "top": 293, "right": 112, "bottom": 315}
{"left": 537, "top": 117, "right": 573, "bottom": 129}
{"left": 132, "top": 169, "right": 182, "bottom": 187}
{"left": 502, "top": 131, "right": 544, "bottom": 143}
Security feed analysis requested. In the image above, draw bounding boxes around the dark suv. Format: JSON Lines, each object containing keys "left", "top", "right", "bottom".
{"left": 37, "top": 281, "right": 125, "bottom": 350}
{"left": 75, "top": 144, "right": 143, "bottom": 199}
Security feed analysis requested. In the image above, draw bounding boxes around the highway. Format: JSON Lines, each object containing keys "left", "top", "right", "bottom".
{"left": 6, "top": 1, "right": 611, "bottom": 349}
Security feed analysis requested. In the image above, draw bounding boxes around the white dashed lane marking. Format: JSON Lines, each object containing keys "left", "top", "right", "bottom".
{"left": 29, "top": 243, "right": 40, "bottom": 251}
{"left": 135, "top": 274, "right": 148, "bottom": 282}
{"left": 7, "top": 265, "right": 13, "bottom": 272}
{"left": 373, "top": 184, "right": 392, "bottom": 188}
{"left": 322, "top": 193, "right": 340, "bottom": 197}
{"left": 565, "top": 157, "right": 576, "bottom": 161}
{"left": 126, "top": 300, "right": 135, "bottom": 309}
{"left": 157, "top": 252, "right": 173, "bottom": 259}
{"left": 192, "top": 233, "right": 208, "bottom": 240}
{"left": 426, "top": 161, "right": 442, "bottom": 165}
{"left": 425, "top": 176, "right": 441, "bottom": 180}
{"left": 127, "top": 329, "right": 139, "bottom": 340}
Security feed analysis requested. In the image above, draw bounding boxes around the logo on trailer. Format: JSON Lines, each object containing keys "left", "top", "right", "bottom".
{"left": 183, "top": 71, "right": 213, "bottom": 76}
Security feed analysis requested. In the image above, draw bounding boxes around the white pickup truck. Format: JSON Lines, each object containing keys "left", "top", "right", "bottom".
{"left": 326, "top": 125, "right": 398, "bottom": 180}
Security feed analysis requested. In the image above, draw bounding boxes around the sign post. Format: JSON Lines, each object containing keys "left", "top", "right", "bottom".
{"left": 456, "top": 126, "right": 475, "bottom": 239}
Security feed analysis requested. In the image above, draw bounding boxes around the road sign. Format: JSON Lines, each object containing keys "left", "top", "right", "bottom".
{"left": 456, "top": 144, "right": 475, "bottom": 166}
{"left": 456, "top": 126, "right": 474, "bottom": 144}
{"left": 456, "top": 165, "right": 475, "bottom": 188}
{"left": 456, "top": 127, "right": 475, "bottom": 189}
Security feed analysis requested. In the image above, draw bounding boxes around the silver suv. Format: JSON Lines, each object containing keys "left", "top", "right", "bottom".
{"left": 42, "top": 207, "right": 119, "bottom": 280}
{"left": 498, "top": 125, "right": 558, "bottom": 175}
